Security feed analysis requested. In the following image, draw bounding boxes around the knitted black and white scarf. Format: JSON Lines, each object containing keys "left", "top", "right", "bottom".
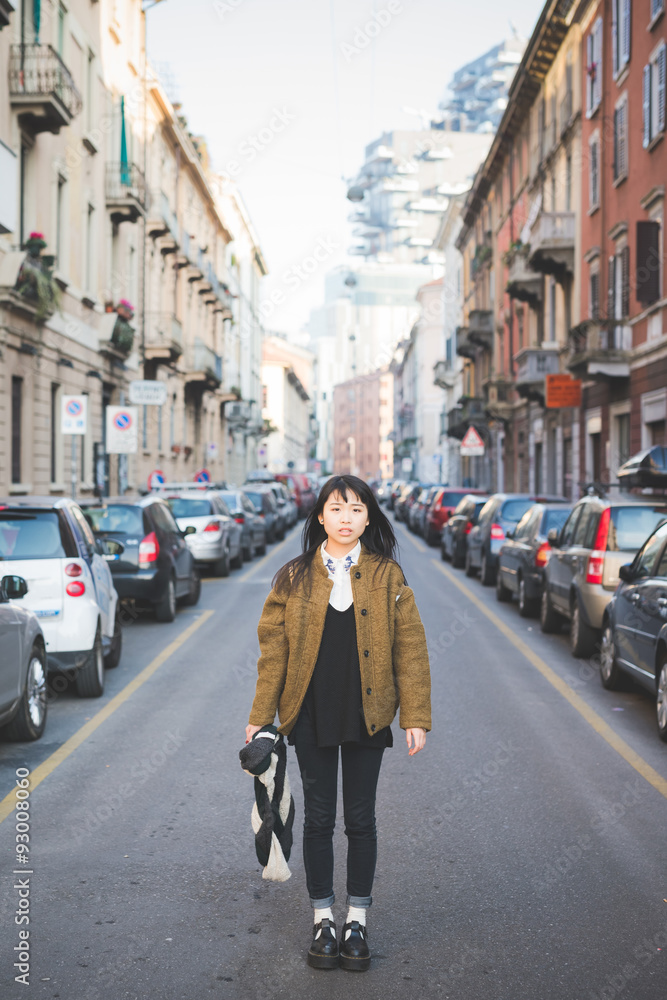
{"left": 239, "top": 725, "right": 294, "bottom": 882}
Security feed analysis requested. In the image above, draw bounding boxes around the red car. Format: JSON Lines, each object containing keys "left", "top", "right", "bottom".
{"left": 424, "top": 488, "right": 487, "bottom": 546}
{"left": 274, "top": 474, "right": 316, "bottom": 518}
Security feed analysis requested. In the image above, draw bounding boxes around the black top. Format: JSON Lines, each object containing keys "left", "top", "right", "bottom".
{"left": 289, "top": 602, "right": 392, "bottom": 749}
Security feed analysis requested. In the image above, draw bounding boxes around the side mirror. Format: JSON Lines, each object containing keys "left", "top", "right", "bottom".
{"left": 548, "top": 528, "right": 560, "bottom": 547}
{"left": 618, "top": 563, "right": 635, "bottom": 583}
{"left": 506, "top": 529, "right": 514, "bottom": 540}
{"left": 183, "top": 525, "right": 197, "bottom": 537}
{"left": 1, "top": 575, "right": 29, "bottom": 600}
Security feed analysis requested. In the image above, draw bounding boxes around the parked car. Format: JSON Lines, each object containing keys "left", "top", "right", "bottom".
{"left": 267, "top": 481, "right": 298, "bottom": 529}
{"left": 466, "top": 493, "right": 568, "bottom": 586}
{"left": 218, "top": 489, "right": 267, "bottom": 558}
{"left": 243, "top": 486, "right": 284, "bottom": 542}
{"left": 617, "top": 446, "right": 667, "bottom": 489}
{"left": 387, "top": 480, "right": 406, "bottom": 512}
{"left": 495, "top": 503, "right": 572, "bottom": 617}
{"left": 425, "top": 487, "right": 485, "bottom": 547}
{"left": 409, "top": 485, "right": 438, "bottom": 534}
{"left": 80, "top": 496, "right": 200, "bottom": 624}
{"left": 395, "top": 483, "right": 422, "bottom": 524}
{"left": 599, "top": 518, "right": 667, "bottom": 741}
{"left": 376, "top": 480, "right": 394, "bottom": 505}
{"left": 274, "top": 474, "right": 316, "bottom": 518}
{"left": 0, "top": 574, "right": 48, "bottom": 741}
{"left": 160, "top": 489, "right": 243, "bottom": 576}
{"left": 540, "top": 493, "right": 667, "bottom": 657}
{"left": 0, "top": 497, "right": 122, "bottom": 697}
{"left": 441, "top": 495, "right": 490, "bottom": 567}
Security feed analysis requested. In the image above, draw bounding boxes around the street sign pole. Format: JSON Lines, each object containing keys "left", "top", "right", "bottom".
{"left": 71, "top": 436, "right": 76, "bottom": 500}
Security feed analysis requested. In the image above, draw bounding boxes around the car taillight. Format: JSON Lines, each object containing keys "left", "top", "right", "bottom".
{"left": 65, "top": 562, "right": 83, "bottom": 577}
{"left": 490, "top": 523, "right": 505, "bottom": 540}
{"left": 204, "top": 521, "right": 220, "bottom": 533}
{"left": 586, "top": 508, "right": 610, "bottom": 585}
{"left": 66, "top": 581, "right": 86, "bottom": 597}
{"left": 535, "top": 542, "right": 551, "bottom": 567}
{"left": 234, "top": 515, "right": 245, "bottom": 524}
{"left": 464, "top": 520, "right": 473, "bottom": 535}
{"left": 139, "top": 531, "right": 159, "bottom": 566}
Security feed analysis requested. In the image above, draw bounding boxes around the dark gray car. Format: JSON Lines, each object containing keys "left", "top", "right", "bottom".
{"left": 218, "top": 490, "right": 267, "bottom": 558}
{"left": 0, "top": 575, "right": 48, "bottom": 741}
{"left": 495, "top": 503, "right": 572, "bottom": 617}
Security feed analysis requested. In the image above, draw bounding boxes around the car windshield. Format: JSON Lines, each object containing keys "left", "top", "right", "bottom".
{"left": 0, "top": 511, "right": 68, "bottom": 559}
{"left": 442, "top": 491, "right": 467, "bottom": 508}
{"left": 501, "top": 499, "right": 534, "bottom": 523}
{"left": 544, "top": 508, "right": 571, "bottom": 535}
{"left": 166, "top": 498, "right": 213, "bottom": 519}
{"left": 220, "top": 492, "right": 240, "bottom": 509}
{"left": 608, "top": 506, "right": 667, "bottom": 551}
{"left": 83, "top": 504, "right": 144, "bottom": 535}
{"left": 244, "top": 492, "right": 264, "bottom": 510}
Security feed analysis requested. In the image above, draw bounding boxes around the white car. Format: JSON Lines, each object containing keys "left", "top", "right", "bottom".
{"left": 157, "top": 488, "right": 243, "bottom": 576}
{"left": 0, "top": 498, "right": 122, "bottom": 697}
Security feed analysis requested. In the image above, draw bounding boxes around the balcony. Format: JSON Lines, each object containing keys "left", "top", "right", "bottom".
{"left": 184, "top": 338, "right": 222, "bottom": 390}
{"left": 0, "top": 250, "right": 60, "bottom": 323}
{"left": 147, "top": 190, "right": 179, "bottom": 251}
{"left": 567, "top": 321, "right": 631, "bottom": 380}
{"left": 560, "top": 90, "right": 574, "bottom": 137}
{"left": 105, "top": 163, "right": 147, "bottom": 225}
{"left": 483, "top": 375, "right": 514, "bottom": 422}
{"left": 144, "top": 312, "right": 183, "bottom": 364}
{"left": 513, "top": 345, "right": 560, "bottom": 402}
{"left": 468, "top": 309, "right": 493, "bottom": 351}
{"left": 1, "top": 1, "right": 15, "bottom": 29}
{"left": 446, "top": 397, "right": 486, "bottom": 440}
{"left": 505, "top": 245, "right": 542, "bottom": 308}
{"left": 456, "top": 326, "right": 476, "bottom": 360}
{"left": 98, "top": 312, "right": 135, "bottom": 359}
{"left": 9, "top": 44, "right": 82, "bottom": 134}
{"left": 433, "top": 359, "right": 456, "bottom": 389}
{"left": 528, "top": 212, "right": 575, "bottom": 278}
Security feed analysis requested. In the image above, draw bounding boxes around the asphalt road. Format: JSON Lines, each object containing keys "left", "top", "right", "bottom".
{"left": 1, "top": 515, "right": 666, "bottom": 999}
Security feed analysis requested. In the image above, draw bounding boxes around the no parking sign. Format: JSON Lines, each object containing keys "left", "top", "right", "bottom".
{"left": 106, "top": 406, "right": 138, "bottom": 454}
{"left": 61, "top": 395, "right": 87, "bottom": 435}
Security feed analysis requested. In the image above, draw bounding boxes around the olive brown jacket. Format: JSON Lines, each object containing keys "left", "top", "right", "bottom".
{"left": 249, "top": 544, "right": 431, "bottom": 737}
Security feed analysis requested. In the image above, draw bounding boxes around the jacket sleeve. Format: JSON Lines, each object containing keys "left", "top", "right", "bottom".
{"left": 248, "top": 586, "right": 289, "bottom": 726}
{"left": 392, "top": 585, "right": 432, "bottom": 732}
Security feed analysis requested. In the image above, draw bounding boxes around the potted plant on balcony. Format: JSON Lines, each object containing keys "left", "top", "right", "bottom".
{"left": 15, "top": 244, "right": 62, "bottom": 322}
{"left": 110, "top": 299, "right": 135, "bottom": 354}
{"left": 24, "top": 231, "right": 47, "bottom": 257}
{"left": 116, "top": 298, "right": 134, "bottom": 320}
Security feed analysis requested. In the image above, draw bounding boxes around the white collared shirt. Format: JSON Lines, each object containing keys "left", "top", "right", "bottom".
{"left": 321, "top": 539, "right": 361, "bottom": 611}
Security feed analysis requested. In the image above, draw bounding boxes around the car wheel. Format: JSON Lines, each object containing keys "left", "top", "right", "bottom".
{"left": 540, "top": 587, "right": 562, "bottom": 634}
{"left": 243, "top": 542, "right": 253, "bottom": 561}
{"left": 231, "top": 544, "right": 244, "bottom": 570}
{"left": 657, "top": 656, "right": 667, "bottom": 743}
{"left": 75, "top": 624, "right": 105, "bottom": 698}
{"left": 155, "top": 577, "right": 176, "bottom": 623}
{"left": 213, "top": 547, "right": 231, "bottom": 578}
{"left": 3, "top": 645, "right": 48, "bottom": 741}
{"left": 465, "top": 549, "right": 476, "bottom": 578}
{"left": 452, "top": 542, "right": 464, "bottom": 569}
{"left": 599, "top": 621, "right": 626, "bottom": 691}
{"left": 495, "top": 569, "right": 512, "bottom": 602}
{"left": 104, "top": 604, "right": 123, "bottom": 669}
{"left": 570, "top": 597, "right": 598, "bottom": 659}
{"left": 518, "top": 577, "right": 538, "bottom": 619}
{"left": 183, "top": 569, "right": 201, "bottom": 607}
{"left": 480, "top": 551, "right": 496, "bottom": 587}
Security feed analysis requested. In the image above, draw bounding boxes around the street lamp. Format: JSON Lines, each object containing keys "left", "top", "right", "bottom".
{"left": 346, "top": 185, "right": 365, "bottom": 203}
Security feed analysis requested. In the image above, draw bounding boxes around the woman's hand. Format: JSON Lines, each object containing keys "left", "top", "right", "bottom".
{"left": 406, "top": 728, "right": 426, "bottom": 756}
{"left": 245, "top": 723, "right": 264, "bottom": 744}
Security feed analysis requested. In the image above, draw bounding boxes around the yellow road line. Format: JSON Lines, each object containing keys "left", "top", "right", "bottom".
{"left": 432, "top": 559, "right": 667, "bottom": 801}
{"left": 0, "top": 609, "right": 215, "bottom": 825}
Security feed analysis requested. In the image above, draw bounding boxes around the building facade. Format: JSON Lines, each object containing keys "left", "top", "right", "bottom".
{"left": 332, "top": 368, "right": 393, "bottom": 480}
{"left": 261, "top": 335, "right": 314, "bottom": 474}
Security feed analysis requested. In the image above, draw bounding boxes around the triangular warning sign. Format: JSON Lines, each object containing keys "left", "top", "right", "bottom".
{"left": 460, "top": 425, "right": 485, "bottom": 456}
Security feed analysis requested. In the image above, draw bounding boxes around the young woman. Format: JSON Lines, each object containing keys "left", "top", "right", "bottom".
{"left": 245, "top": 474, "right": 431, "bottom": 972}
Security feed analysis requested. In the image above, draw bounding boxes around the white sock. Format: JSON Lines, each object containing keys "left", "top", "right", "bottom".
{"left": 313, "top": 906, "right": 333, "bottom": 925}
{"left": 346, "top": 905, "right": 367, "bottom": 926}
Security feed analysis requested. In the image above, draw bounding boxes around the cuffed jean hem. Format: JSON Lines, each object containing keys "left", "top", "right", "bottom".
{"left": 347, "top": 894, "right": 372, "bottom": 908}
{"left": 310, "top": 894, "right": 335, "bottom": 909}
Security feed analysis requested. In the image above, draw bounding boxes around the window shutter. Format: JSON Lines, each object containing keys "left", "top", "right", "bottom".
{"left": 586, "top": 34, "right": 594, "bottom": 114}
{"left": 621, "top": 0, "right": 631, "bottom": 67}
{"left": 643, "top": 63, "right": 652, "bottom": 147}
{"left": 658, "top": 45, "right": 666, "bottom": 133}
{"left": 619, "top": 102, "right": 627, "bottom": 176}
{"left": 590, "top": 272, "right": 600, "bottom": 320}
{"left": 608, "top": 256, "right": 616, "bottom": 319}
{"left": 612, "top": 0, "right": 619, "bottom": 76}
{"left": 590, "top": 137, "right": 599, "bottom": 205}
{"left": 636, "top": 220, "right": 661, "bottom": 305}
{"left": 621, "top": 246, "right": 630, "bottom": 317}
{"left": 651, "top": 0, "right": 662, "bottom": 19}
{"left": 594, "top": 19, "right": 603, "bottom": 108}
{"left": 613, "top": 107, "right": 619, "bottom": 178}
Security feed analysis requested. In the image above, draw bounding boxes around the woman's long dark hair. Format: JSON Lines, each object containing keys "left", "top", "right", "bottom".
{"left": 272, "top": 475, "right": 406, "bottom": 595}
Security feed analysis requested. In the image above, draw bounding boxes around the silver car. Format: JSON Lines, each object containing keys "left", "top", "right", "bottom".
{"left": 160, "top": 490, "right": 243, "bottom": 577}
{"left": 0, "top": 575, "right": 48, "bottom": 741}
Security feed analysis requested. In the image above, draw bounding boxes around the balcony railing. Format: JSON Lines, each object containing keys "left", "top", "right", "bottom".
{"left": 446, "top": 397, "right": 486, "bottom": 440}
{"left": 105, "top": 163, "right": 147, "bottom": 223}
{"left": 528, "top": 212, "right": 575, "bottom": 277}
{"left": 144, "top": 312, "right": 183, "bottom": 363}
{"left": 506, "top": 246, "right": 542, "bottom": 308}
{"left": 147, "top": 190, "right": 179, "bottom": 248}
{"left": 433, "top": 359, "right": 456, "bottom": 389}
{"left": 513, "top": 346, "right": 560, "bottom": 400}
{"left": 456, "top": 326, "right": 476, "bottom": 360}
{"left": 567, "top": 321, "right": 631, "bottom": 380}
{"left": 185, "top": 338, "right": 222, "bottom": 388}
{"left": 468, "top": 309, "right": 493, "bottom": 350}
{"left": 9, "top": 43, "right": 82, "bottom": 134}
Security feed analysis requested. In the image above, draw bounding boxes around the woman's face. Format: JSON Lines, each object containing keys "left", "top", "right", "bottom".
{"left": 319, "top": 490, "right": 369, "bottom": 546}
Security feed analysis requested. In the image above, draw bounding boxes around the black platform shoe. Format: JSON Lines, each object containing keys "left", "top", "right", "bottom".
{"left": 307, "top": 918, "right": 339, "bottom": 969}
{"left": 339, "top": 920, "right": 371, "bottom": 972}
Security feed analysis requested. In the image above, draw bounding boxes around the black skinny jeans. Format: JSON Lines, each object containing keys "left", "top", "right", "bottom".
{"left": 290, "top": 711, "right": 385, "bottom": 909}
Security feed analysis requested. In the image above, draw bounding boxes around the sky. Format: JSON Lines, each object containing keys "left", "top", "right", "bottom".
{"left": 147, "top": 0, "right": 545, "bottom": 336}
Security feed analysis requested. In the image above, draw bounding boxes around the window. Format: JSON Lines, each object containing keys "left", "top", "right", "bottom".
{"left": 612, "top": 0, "right": 632, "bottom": 78}
{"left": 573, "top": 504, "right": 598, "bottom": 547}
{"left": 566, "top": 153, "right": 572, "bottom": 211}
{"left": 589, "top": 132, "right": 600, "bottom": 209}
{"left": 643, "top": 43, "right": 666, "bottom": 147}
{"left": 636, "top": 219, "right": 661, "bottom": 304}
{"left": 613, "top": 412, "right": 631, "bottom": 470}
{"left": 560, "top": 506, "right": 582, "bottom": 546}
{"left": 613, "top": 96, "right": 629, "bottom": 180}
{"left": 56, "top": 173, "right": 67, "bottom": 270}
{"left": 85, "top": 203, "right": 95, "bottom": 292}
{"left": 650, "top": 0, "right": 665, "bottom": 26}
{"left": 608, "top": 248, "right": 630, "bottom": 335}
{"left": 11, "top": 376, "right": 22, "bottom": 484}
{"left": 586, "top": 18, "right": 603, "bottom": 115}
{"left": 590, "top": 267, "right": 600, "bottom": 320}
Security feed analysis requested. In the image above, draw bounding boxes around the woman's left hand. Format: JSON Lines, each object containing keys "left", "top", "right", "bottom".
{"left": 406, "top": 728, "right": 426, "bottom": 756}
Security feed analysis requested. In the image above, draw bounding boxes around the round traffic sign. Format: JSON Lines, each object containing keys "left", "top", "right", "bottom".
{"left": 113, "top": 411, "right": 133, "bottom": 431}
{"left": 148, "top": 470, "right": 166, "bottom": 490}
{"left": 66, "top": 399, "right": 83, "bottom": 416}
{"left": 194, "top": 469, "right": 211, "bottom": 483}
